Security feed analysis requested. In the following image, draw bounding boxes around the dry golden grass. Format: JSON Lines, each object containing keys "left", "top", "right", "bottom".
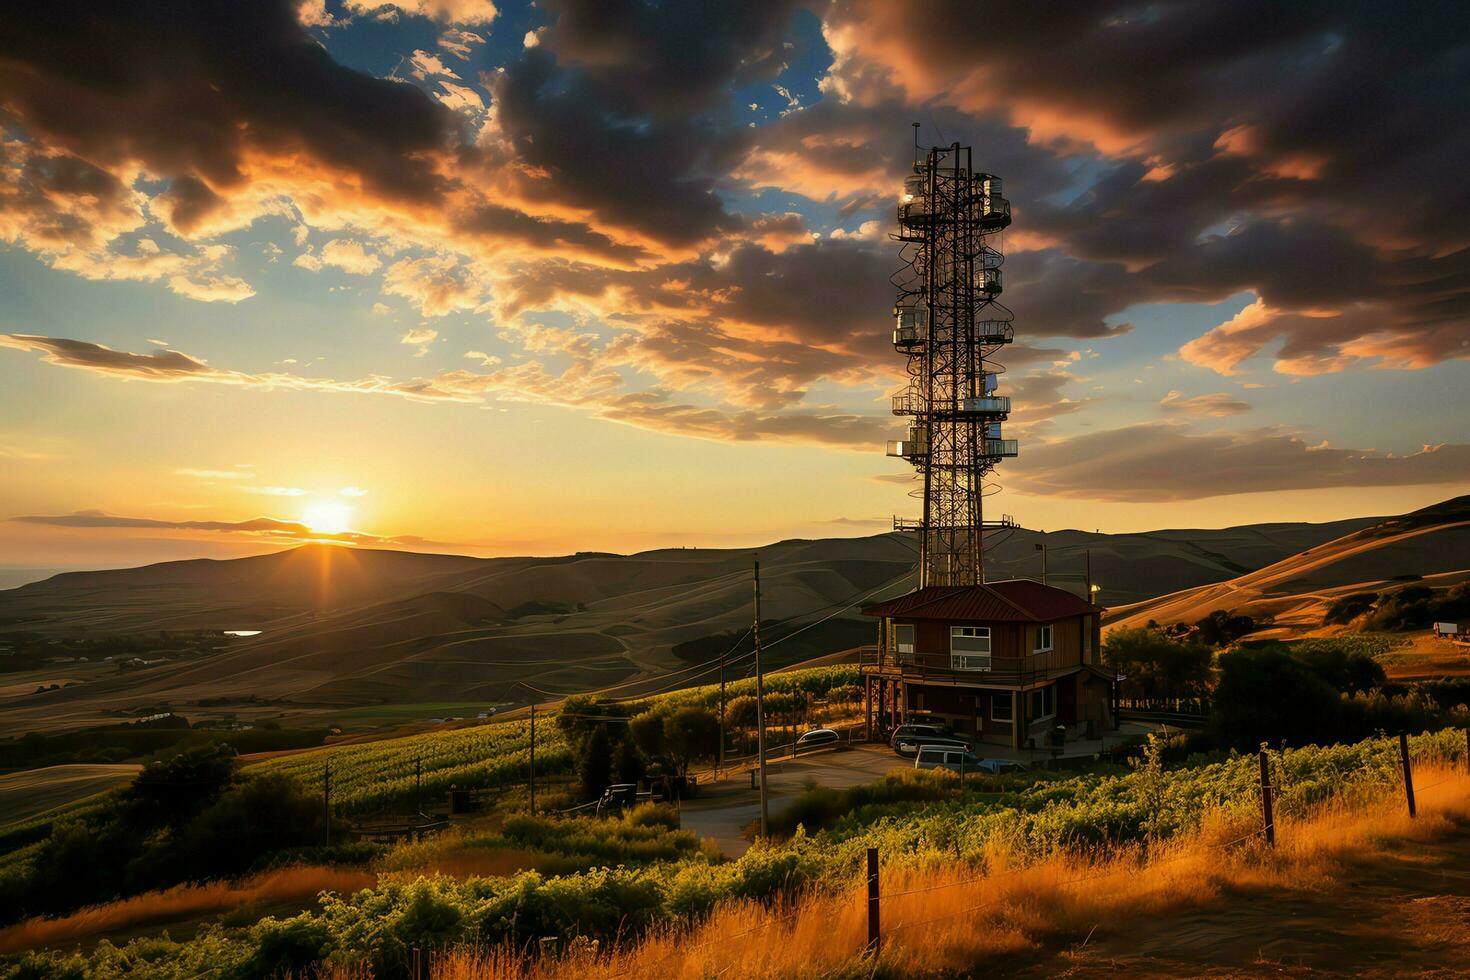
{"left": 422, "top": 765, "right": 1470, "bottom": 980}
{"left": 0, "top": 865, "right": 374, "bottom": 954}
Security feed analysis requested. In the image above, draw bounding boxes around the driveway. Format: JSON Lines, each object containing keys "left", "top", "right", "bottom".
{"left": 679, "top": 744, "right": 908, "bottom": 857}
{"left": 679, "top": 724, "right": 1158, "bottom": 858}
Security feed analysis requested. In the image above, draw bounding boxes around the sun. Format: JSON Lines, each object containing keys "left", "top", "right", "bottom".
{"left": 302, "top": 500, "right": 352, "bottom": 535}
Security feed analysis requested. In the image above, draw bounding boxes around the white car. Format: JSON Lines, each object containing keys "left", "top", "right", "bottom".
{"left": 914, "top": 745, "right": 986, "bottom": 773}
{"left": 894, "top": 733, "right": 972, "bottom": 757}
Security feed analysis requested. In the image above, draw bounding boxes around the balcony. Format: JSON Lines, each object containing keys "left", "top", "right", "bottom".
{"left": 977, "top": 320, "right": 1014, "bottom": 345}
{"left": 886, "top": 438, "right": 928, "bottom": 459}
{"left": 984, "top": 438, "right": 1019, "bottom": 457}
{"left": 980, "top": 195, "right": 1011, "bottom": 230}
{"left": 893, "top": 305, "right": 927, "bottom": 352}
{"left": 892, "top": 391, "right": 924, "bottom": 416}
{"left": 962, "top": 395, "right": 1010, "bottom": 416}
{"left": 859, "top": 645, "right": 1080, "bottom": 686}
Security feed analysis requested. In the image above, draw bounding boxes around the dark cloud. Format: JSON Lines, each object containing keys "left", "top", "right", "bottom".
{"left": 157, "top": 176, "right": 229, "bottom": 237}
{"left": 450, "top": 201, "right": 647, "bottom": 266}
{"left": 0, "top": 0, "right": 453, "bottom": 202}
{"left": 810, "top": 0, "right": 1470, "bottom": 376}
{"left": 536, "top": 0, "right": 801, "bottom": 117}
{"left": 0, "top": 334, "right": 479, "bottom": 402}
{"left": 596, "top": 392, "right": 889, "bottom": 447}
{"left": 10, "top": 510, "right": 440, "bottom": 546}
{"left": 1009, "top": 423, "right": 1470, "bottom": 502}
{"left": 0, "top": 334, "right": 223, "bottom": 380}
{"left": 490, "top": 49, "right": 749, "bottom": 246}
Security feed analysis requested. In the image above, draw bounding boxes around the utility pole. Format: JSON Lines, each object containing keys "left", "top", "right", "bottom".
{"left": 528, "top": 702, "right": 536, "bottom": 814}
{"left": 414, "top": 757, "right": 422, "bottom": 815}
{"left": 753, "top": 559, "right": 769, "bottom": 838}
{"left": 1035, "top": 539, "right": 1047, "bottom": 586}
{"left": 1085, "top": 548, "right": 1092, "bottom": 600}
{"left": 717, "top": 639, "right": 727, "bottom": 782}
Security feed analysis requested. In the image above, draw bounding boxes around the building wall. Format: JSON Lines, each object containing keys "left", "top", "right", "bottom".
{"left": 897, "top": 613, "right": 1091, "bottom": 663}
{"left": 903, "top": 670, "right": 1114, "bottom": 745}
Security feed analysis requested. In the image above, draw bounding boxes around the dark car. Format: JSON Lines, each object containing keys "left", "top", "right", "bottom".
{"left": 894, "top": 731, "right": 973, "bottom": 757}
{"left": 595, "top": 783, "right": 640, "bottom": 817}
{"left": 795, "top": 728, "right": 840, "bottom": 752}
{"left": 888, "top": 722, "right": 957, "bottom": 748}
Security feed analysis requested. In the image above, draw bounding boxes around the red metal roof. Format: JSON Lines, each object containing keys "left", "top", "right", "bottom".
{"left": 862, "top": 580, "right": 1099, "bottom": 623}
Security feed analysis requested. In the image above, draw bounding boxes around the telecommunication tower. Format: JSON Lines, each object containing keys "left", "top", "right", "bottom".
{"left": 887, "top": 131, "right": 1018, "bottom": 587}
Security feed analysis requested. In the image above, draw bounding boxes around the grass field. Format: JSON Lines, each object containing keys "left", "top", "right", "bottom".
{"left": 0, "top": 765, "right": 140, "bottom": 827}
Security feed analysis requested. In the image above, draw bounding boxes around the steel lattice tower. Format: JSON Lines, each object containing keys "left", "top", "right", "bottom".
{"left": 887, "top": 138, "right": 1017, "bottom": 587}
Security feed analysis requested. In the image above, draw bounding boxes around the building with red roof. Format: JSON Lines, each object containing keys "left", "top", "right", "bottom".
{"left": 860, "top": 580, "right": 1114, "bottom": 750}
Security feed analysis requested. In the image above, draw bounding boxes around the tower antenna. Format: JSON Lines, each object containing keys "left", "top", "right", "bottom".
{"left": 887, "top": 140, "right": 1016, "bottom": 586}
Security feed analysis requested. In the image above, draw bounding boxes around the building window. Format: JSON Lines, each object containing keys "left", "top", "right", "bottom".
{"left": 950, "top": 626, "right": 991, "bottom": 671}
{"left": 1034, "top": 624, "right": 1054, "bottom": 653}
{"left": 894, "top": 623, "right": 915, "bottom": 658}
{"left": 990, "top": 693, "right": 1013, "bottom": 722}
{"left": 1028, "top": 684, "right": 1057, "bottom": 721}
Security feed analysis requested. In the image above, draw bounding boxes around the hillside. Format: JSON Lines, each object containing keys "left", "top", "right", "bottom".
{"left": 1107, "top": 495, "right": 1470, "bottom": 635}
{"left": 0, "top": 511, "right": 1388, "bottom": 735}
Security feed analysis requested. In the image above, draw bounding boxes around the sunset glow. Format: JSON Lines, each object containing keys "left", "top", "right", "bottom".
{"left": 0, "top": 0, "right": 1464, "bottom": 577}
{"left": 302, "top": 501, "right": 353, "bottom": 536}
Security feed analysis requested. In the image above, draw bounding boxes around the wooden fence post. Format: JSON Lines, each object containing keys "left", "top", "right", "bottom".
{"left": 866, "top": 846, "right": 880, "bottom": 955}
{"left": 1399, "top": 732, "right": 1416, "bottom": 818}
{"left": 1257, "top": 744, "right": 1274, "bottom": 847}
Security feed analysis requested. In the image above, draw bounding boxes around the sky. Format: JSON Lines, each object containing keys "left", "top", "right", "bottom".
{"left": 1, "top": 0, "right": 1468, "bottom": 580}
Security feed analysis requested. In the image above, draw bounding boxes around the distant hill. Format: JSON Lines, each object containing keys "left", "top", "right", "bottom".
{"left": 1106, "top": 496, "right": 1470, "bottom": 636}
{"left": 0, "top": 507, "right": 1407, "bottom": 735}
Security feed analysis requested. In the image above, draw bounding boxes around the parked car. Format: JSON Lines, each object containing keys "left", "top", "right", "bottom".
{"left": 888, "top": 722, "right": 958, "bottom": 749}
{"left": 974, "top": 759, "right": 1028, "bottom": 776}
{"left": 595, "top": 783, "right": 640, "bottom": 817}
{"left": 795, "top": 728, "right": 840, "bottom": 752}
{"left": 893, "top": 731, "right": 972, "bottom": 757}
{"left": 913, "top": 745, "right": 986, "bottom": 774}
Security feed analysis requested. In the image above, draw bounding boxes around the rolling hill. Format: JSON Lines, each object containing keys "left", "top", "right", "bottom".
{"left": 1106, "top": 495, "right": 1470, "bottom": 635}
{"left": 0, "top": 509, "right": 1405, "bottom": 735}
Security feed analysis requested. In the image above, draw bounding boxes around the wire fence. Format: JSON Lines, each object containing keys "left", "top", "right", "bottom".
{"left": 408, "top": 729, "right": 1469, "bottom": 978}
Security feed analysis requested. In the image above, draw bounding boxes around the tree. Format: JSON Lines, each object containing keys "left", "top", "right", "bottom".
{"left": 1290, "top": 642, "right": 1386, "bottom": 694}
{"left": 124, "top": 742, "right": 238, "bottom": 831}
{"left": 1323, "top": 591, "right": 1379, "bottom": 626}
{"left": 1212, "top": 646, "right": 1343, "bottom": 751}
{"left": 1103, "top": 627, "right": 1213, "bottom": 701}
{"left": 612, "top": 736, "right": 645, "bottom": 786}
{"left": 662, "top": 707, "right": 720, "bottom": 778}
{"left": 629, "top": 710, "right": 666, "bottom": 758}
{"left": 557, "top": 695, "right": 627, "bottom": 743}
{"left": 725, "top": 695, "right": 758, "bottom": 729}
{"left": 1194, "top": 609, "right": 1258, "bottom": 647}
{"left": 578, "top": 725, "right": 614, "bottom": 800}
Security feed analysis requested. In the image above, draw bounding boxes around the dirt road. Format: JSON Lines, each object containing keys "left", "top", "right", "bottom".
{"left": 680, "top": 744, "right": 908, "bottom": 856}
